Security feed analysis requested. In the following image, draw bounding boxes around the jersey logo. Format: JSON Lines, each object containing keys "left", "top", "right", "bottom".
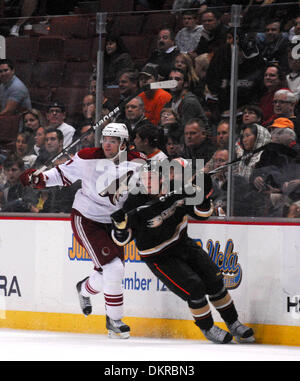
{"left": 146, "top": 200, "right": 184, "bottom": 228}
{"left": 99, "top": 170, "right": 134, "bottom": 205}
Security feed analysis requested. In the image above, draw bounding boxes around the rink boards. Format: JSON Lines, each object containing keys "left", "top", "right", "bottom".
{"left": 0, "top": 216, "right": 300, "bottom": 346}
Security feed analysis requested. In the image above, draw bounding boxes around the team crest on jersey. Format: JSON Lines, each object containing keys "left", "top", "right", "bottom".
{"left": 146, "top": 200, "right": 184, "bottom": 228}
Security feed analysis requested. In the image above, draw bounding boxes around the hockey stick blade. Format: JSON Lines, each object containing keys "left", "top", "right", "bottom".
{"left": 149, "top": 79, "right": 177, "bottom": 90}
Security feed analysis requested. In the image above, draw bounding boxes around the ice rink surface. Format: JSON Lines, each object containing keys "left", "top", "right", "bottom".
{"left": 0, "top": 328, "right": 300, "bottom": 363}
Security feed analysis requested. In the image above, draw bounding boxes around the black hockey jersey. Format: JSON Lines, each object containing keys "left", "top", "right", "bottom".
{"left": 122, "top": 193, "right": 213, "bottom": 258}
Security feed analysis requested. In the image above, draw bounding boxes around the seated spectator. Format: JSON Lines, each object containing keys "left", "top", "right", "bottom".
{"left": 288, "top": 14, "right": 300, "bottom": 42}
{"left": 237, "top": 123, "right": 271, "bottom": 182}
{"left": 286, "top": 43, "right": 300, "bottom": 103}
{"left": 239, "top": 105, "right": 264, "bottom": 131}
{"left": 21, "top": 108, "right": 47, "bottom": 134}
{"left": 33, "top": 126, "right": 46, "bottom": 156}
{"left": 164, "top": 132, "right": 184, "bottom": 159}
{"left": 45, "top": 101, "right": 75, "bottom": 148}
{"left": 80, "top": 94, "right": 96, "bottom": 126}
{"left": 146, "top": 28, "right": 180, "bottom": 80}
{"left": 34, "top": 128, "right": 64, "bottom": 168}
{"left": 133, "top": 125, "right": 167, "bottom": 161}
{"left": 15, "top": 131, "right": 37, "bottom": 169}
{"left": 209, "top": 149, "right": 250, "bottom": 217}
{"left": 256, "top": 18, "right": 289, "bottom": 72}
{"left": 286, "top": 200, "right": 300, "bottom": 218}
{"left": 266, "top": 89, "right": 300, "bottom": 140}
{"left": 195, "top": 10, "right": 228, "bottom": 57}
{"left": 175, "top": 10, "right": 203, "bottom": 55}
{"left": 0, "top": 58, "right": 32, "bottom": 116}
{"left": 182, "top": 117, "right": 216, "bottom": 163}
{"left": 174, "top": 52, "right": 203, "bottom": 103}
{"left": 258, "top": 63, "right": 289, "bottom": 125}
{"left": 206, "top": 29, "right": 265, "bottom": 118}
{"left": 0, "top": 154, "right": 38, "bottom": 212}
{"left": 78, "top": 124, "right": 95, "bottom": 150}
{"left": 118, "top": 69, "right": 139, "bottom": 101}
{"left": 118, "top": 96, "right": 152, "bottom": 144}
{"left": 166, "top": 68, "right": 210, "bottom": 133}
{"left": 138, "top": 64, "right": 172, "bottom": 126}
{"left": 103, "top": 34, "right": 135, "bottom": 86}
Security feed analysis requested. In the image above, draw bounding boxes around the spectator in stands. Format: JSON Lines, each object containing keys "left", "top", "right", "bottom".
{"left": 286, "top": 44, "right": 300, "bottom": 103}
{"left": 138, "top": 64, "right": 172, "bottom": 126}
{"left": 256, "top": 18, "right": 290, "bottom": 72}
{"left": 238, "top": 123, "right": 271, "bottom": 182}
{"left": 195, "top": 10, "right": 228, "bottom": 57}
{"left": 117, "top": 69, "right": 139, "bottom": 106}
{"left": 158, "top": 107, "right": 183, "bottom": 143}
{"left": 146, "top": 28, "right": 179, "bottom": 80}
{"left": 119, "top": 96, "right": 152, "bottom": 144}
{"left": 74, "top": 94, "right": 96, "bottom": 130}
{"left": 21, "top": 108, "right": 46, "bottom": 135}
{"left": 172, "top": 0, "right": 207, "bottom": 13}
{"left": 175, "top": 10, "right": 203, "bottom": 55}
{"left": 164, "top": 132, "right": 184, "bottom": 159}
{"left": 174, "top": 52, "right": 203, "bottom": 103}
{"left": 258, "top": 63, "right": 288, "bottom": 126}
{"left": 0, "top": 154, "right": 38, "bottom": 212}
{"left": 78, "top": 124, "right": 95, "bottom": 149}
{"left": 182, "top": 117, "right": 216, "bottom": 164}
{"left": 103, "top": 34, "right": 135, "bottom": 86}
{"left": 209, "top": 148, "right": 250, "bottom": 217}
{"left": 34, "top": 128, "right": 65, "bottom": 168}
{"left": 45, "top": 101, "right": 75, "bottom": 148}
{"left": 240, "top": 105, "right": 263, "bottom": 130}
{"left": 286, "top": 200, "right": 300, "bottom": 218}
{"left": 206, "top": 29, "right": 265, "bottom": 118}
{"left": 0, "top": 58, "right": 32, "bottom": 116}
{"left": 267, "top": 89, "right": 300, "bottom": 140}
{"left": 33, "top": 126, "right": 46, "bottom": 156}
{"left": 166, "top": 67, "right": 210, "bottom": 133}
{"left": 89, "top": 73, "right": 97, "bottom": 96}
{"left": 133, "top": 125, "right": 167, "bottom": 161}
{"left": 15, "top": 131, "right": 37, "bottom": 169}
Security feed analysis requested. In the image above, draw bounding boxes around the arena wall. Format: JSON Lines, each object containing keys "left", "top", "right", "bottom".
{"left": 0, "top": 216, "right": 300, "bottom": 346}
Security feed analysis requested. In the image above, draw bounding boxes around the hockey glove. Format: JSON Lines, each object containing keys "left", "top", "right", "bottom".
{"left": 111, "top": 227, "right": 132, "bottom": 247}
{"left": 20, "top": 169, "right": 46, "bottom": 189}
{"left": 111, "top": 209, "right": 128, "bottom": 230}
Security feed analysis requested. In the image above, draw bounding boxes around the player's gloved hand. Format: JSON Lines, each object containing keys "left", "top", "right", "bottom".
{"left": 111, "top": 209, "right": 128, "bottom": 229}
{"left": 111, "top": 228, "right": 132, "bottom": 246}
{"left": 19, "top": 169, "right": 46, "bottom": 189}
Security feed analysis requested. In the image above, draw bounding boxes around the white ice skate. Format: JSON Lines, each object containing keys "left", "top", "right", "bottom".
{"left": 106, "top": 315, "right": 130, "bottom": 339}
{"left": 76, "top": 277, "right": 92, "bottom": 316}
{"left": 227, "top": 320, "right": 255, "bottom": 343}
{"left": 202, "top": 325, "right": 233, "bottom": 344}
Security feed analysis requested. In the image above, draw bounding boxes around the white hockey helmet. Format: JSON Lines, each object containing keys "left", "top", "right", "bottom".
{"left": 101, "top": 123, "right": 129, "bottom": 142}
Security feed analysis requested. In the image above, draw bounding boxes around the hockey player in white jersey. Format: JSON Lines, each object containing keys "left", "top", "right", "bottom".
{"left": 20, "top": 123, "right": 145, "bottom": 339}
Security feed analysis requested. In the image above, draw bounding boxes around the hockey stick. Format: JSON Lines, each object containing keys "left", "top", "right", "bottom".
{"left": 33, "top": 80, "right": 177, "bottom": 176}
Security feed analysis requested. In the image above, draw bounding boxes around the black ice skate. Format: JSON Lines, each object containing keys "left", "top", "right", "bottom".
{"left": 201, "top": 325, "right": 233, "bottom": 344}
{"left": 226, "top": 320, "right": 255, "bottom": 343}
{"left": 106, "top": 315, "right": 130, "bottom": 339}
{"left": 76, "top": 277, "right": 92, "bottom": 316}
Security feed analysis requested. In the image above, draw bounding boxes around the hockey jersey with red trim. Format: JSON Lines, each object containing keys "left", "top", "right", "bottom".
{"left": 43, "top": 148, "right": 145, "bottom": 223}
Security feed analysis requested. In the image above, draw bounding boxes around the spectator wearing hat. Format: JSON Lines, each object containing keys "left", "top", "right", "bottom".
{"left": 138, "top": 65, "right": 172, "bottom": 126}
{"left": 46, "top": 101, "right": 76, "bottom": 148}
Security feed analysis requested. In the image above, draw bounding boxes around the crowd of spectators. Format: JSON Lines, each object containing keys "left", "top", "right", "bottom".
{"left": 1, "top": 1, "right": 300, "bottom": 218}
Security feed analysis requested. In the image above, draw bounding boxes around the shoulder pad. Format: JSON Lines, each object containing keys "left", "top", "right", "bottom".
{"left": 127, "top": 150, "right": 147, "bottom": 161}
{"left": 78, "top": 147, "right": 105, "bottom": 160}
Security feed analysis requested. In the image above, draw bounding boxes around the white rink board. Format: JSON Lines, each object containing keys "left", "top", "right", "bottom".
{"left": 0, "top": 218, "right": 300, "bottom": 328}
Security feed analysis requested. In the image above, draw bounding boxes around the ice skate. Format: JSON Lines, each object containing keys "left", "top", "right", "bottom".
{"left": 227, "top": 320, "right": 255, "bottom": 343}
{"left": 76, "top": 277, "right": 92, "bottom": 316}
{"left": 106, "top": 315, "right": 130, "bottom": 339}
{"left": 201, "top": 325, "right": 233, "bottom": 344}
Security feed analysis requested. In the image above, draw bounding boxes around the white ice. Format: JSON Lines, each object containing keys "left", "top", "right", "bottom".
{"left": 0, "top": 328, "right": 299, "bottom": 361}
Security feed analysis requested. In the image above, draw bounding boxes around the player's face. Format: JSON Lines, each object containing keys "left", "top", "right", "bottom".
{"left": 102, "top": 136, "right": 123, "bottom": 159}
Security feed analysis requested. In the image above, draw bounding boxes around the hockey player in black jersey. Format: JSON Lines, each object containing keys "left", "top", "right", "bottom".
{"left": 110, "top": 159, "right": 255, "bottom": 344}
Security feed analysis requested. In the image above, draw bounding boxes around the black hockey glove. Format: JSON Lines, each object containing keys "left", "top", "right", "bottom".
{"left": 111, "top": 227, "right": 132, "bottom": 246}
{"left": 111, "top": 209, "right": 128, "bottom": 229}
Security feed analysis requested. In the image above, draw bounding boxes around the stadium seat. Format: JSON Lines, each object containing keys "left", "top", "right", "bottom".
{"left": 52, "top": 87, "right": 90, "bottom": 119}
{"left": 5, "top": 36, "right": 39, "bottom": 62}
{"left": 121, "top": 35, "right": 153, "bottom": 67}
{"left": 14, "top": 62, "right": 34, "bottom": 87}
{"left": 110, "top": 14, "right": 145, "bottom": 36}
{"left": 63, "top": 38, "right": 92, "bottom": 62}
{"left": 62, "top": 61, "right": 94, "bottom": 88}
{"left": 49, "top": 15, "right": 96, "bottom": 38}
{"left": 142, "top": 12, "right": 176, "bottom": 35}
{"left": 31, "top": 61, "right": 65, "bottom": 88}
{"left": 29, "top": 87, "right": 52, "bottom": 111}
{"left": 37, "top": 36, "right": 66, "bottom": 62}
{"left": 0, "top": 115, "right": 20, "bottom": 150}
